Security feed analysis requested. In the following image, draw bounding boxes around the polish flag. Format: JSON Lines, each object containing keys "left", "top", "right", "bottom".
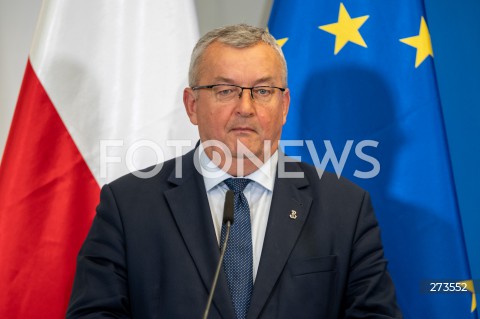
{"left": 0, "top": 1, "right": 199, "bottom": 318}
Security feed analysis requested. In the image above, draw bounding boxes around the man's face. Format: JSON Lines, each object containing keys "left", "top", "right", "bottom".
{"left": 184, "top": 41, "right": 290, "bottom": 164}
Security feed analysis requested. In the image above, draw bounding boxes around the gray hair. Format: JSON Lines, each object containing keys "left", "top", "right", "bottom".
{"left": 188, "top": 24, "right": 288, "bottom": 87}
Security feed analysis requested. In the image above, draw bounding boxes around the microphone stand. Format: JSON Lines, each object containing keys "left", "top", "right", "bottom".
{"left": 202, "top": 190, "right": 234, "bottom": 319}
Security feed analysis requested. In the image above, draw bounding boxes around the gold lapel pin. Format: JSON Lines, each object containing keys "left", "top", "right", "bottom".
{"left": 289, "top": 210, "right": 298, "bottom": 220}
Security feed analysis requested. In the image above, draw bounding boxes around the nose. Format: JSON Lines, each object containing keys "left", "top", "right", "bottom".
{"left": 236, "top": 88, "right": 255, "bottom": 116}
{"left": 238, "top": 88, "right": 255, "bottom": 100}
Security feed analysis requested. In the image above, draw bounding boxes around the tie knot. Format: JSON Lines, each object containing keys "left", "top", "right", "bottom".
{"left": 224, "top": 178, "right": 251, "bottom": 193}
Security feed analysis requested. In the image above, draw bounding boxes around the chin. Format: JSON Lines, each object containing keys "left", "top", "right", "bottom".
{"left": 235, "top": 146, "right": 264, "bottom": 160}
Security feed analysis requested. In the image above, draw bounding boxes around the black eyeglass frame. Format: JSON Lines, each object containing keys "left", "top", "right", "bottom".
{"left": 191, "top": 84, "right": 287, "bottom": 101}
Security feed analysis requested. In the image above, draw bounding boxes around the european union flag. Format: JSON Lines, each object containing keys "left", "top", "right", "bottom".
{"left": 269, "top": 1, "right": 477, "bottom": 318}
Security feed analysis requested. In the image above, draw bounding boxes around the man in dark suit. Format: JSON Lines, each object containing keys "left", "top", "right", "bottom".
{"left": 67, "top": 24, "right": 401, "bottom": 318}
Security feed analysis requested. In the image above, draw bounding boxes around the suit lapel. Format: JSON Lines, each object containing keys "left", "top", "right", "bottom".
{"left": 164, "top": 150, "right": 235, "bottom": 319}
{"left": 248, "top": 160, "right": 312, "bottom": 319}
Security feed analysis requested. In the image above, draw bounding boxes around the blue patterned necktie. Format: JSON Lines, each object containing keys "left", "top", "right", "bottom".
{"left": 220, "top": 178, "right": 253, "bottom": 319}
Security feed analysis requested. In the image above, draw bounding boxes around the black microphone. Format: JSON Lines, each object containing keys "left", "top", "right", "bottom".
{"left": 202, "top": 190, "right": 234, "bottom": 319}
{"left": 222, "top": 190, "right": 234, "bottom": 225}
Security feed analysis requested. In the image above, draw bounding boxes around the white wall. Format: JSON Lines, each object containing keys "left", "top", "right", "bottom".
{"left": 0, "top": 0, "right": 42, "bottom": 162}
{"left": 194, "top": 0, "right": 272, "bottom": 35}
{"left": 0, "top": 0, "right": 272, "bottom": 162}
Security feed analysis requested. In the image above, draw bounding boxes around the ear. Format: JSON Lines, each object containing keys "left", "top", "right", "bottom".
{"left": 183, "top": 87, "right": 198, "bottom": 125}
{"left": 281, "top": 88, "right": 291, "bottom": 125}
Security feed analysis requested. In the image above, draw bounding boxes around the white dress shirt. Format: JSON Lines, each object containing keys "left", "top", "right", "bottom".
{"left": 198, "top": 145, "right": 278, "bottom": 281}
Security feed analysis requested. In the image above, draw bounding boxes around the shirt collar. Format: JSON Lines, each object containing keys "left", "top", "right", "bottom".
{"left": 198, "top": 143, "right": 278, "bottom": 192}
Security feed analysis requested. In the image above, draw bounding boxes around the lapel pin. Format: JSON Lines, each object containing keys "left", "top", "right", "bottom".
{"left": 289, "top": 210, "right": 298, "bottom": 220}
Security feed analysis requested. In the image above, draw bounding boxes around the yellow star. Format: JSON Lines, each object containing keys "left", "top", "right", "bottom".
{"left": 400, "top": 17, "right": 434, "bottom": 68}
{"left": 319, "top": 3, "right": 369, "bottom": 55}
{"left": 276, "top": 37, "right": 288, "bottom": 48}
{"left": 458, "top": 280, "right": 477, "bottom": 312}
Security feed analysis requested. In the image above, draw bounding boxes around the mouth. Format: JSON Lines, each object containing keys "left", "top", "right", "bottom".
{"left": 230, "top": 127, "right": 256, "bottom": 134}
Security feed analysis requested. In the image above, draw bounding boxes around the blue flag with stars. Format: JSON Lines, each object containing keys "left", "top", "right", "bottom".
{"left": 269, "top": 1, "right": 477, "bottom": 318}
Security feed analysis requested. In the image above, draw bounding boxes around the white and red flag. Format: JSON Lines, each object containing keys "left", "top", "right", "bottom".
{"left": 0, "top": 1, "right": 199, "bottom": 317}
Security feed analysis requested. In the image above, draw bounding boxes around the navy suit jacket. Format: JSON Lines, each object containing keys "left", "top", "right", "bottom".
{"left": 67, "top": 149, "right": 401, "bottom": 318}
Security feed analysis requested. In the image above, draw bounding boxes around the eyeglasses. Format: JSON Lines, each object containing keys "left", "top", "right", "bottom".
{"left": 192, "top": 84, "right": 286, "bottom": 103}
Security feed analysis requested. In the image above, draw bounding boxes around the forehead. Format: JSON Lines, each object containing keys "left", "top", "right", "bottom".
{"left": 198, "top": 41, "right": 283, "bottom": 83}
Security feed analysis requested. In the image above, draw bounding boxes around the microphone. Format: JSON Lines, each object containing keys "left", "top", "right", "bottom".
{"left": 202, "top": 190, "right": 234, "bottom": 319}
{"left": 222, "top": 190, "right": 234, "bottom": 225}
